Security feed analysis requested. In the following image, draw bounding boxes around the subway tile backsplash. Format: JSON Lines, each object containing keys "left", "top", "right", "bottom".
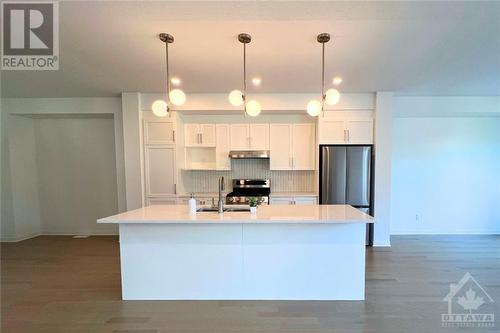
{"left": 182, "top": 159, "right": 315, "bottom": 193}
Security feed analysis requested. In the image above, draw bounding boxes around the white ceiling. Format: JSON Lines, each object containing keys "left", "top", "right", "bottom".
{"left": 2, "top": 1, "right": 500, "bottom": 97}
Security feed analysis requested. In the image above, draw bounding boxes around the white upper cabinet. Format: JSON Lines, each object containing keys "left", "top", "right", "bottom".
{"left": 269, "top": 124, "right": 293, "bottom": 170}
{"left": 215, "top": 124, "right": 231, "bottom": 170}
{"left": 292, "top": 123, "right": 315, "bottom": 170}
{"left": 230, "top": 124, "right": 250, "bottom": 150}
{"left": 318, "top": 119, "right": 346, "bottom": 144}
{"left": 345, "top": 119, "right": 373, "bottom": 144}
{"left": 270, "top": 123, "right": 315, "bottom": 170}
{"left": 230, "top": 124, "right": 269, "bottom": 150}
{"left": 184, "top": 124, "right": 216, "bottom": 147}
{"left": 249, "top": 124, "right": 269, "bottom": 150}
{"left": 184, "top": 124, "right": 199, "bottom": 146}
{"left": 144, "top": 120, "right": 175, "bottom": 145}
{"left": 200, "top": 124, "right": 216, "bottom": 146}
{"left": 318, "top": 111, "right": 373, "bottom": 144}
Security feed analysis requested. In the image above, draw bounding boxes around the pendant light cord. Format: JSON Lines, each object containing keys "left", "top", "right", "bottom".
{"left": 165, "top": 42, "right": 170, "bottom": 107}
{"left": 243, "top": 42, "right": 247, "bottom": 116}
{"left": 321, "top": 41, "right": 325, "bottom": 114}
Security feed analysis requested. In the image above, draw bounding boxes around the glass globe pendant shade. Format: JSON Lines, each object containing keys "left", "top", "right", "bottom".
{"left": 306, "top": 100, "right": 322, "bottom": 117}
{"left": 169, "top": 89, "right": 186, "bottom": 106}
{"left": 151, "top": 100, "right": 168, "bottom": 117}
{"left": 325, "top": 88, "right": 341, "bottom": 106}
{"left": 245, "top": 100, "right": 262, "bottom": 117}
{"left": 228, "top": 90, "right": 244, "bottom": 106}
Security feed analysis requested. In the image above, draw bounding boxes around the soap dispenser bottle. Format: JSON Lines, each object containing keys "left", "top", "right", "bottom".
{"left": 188, "top": 194, "right": 197, "bottom": 213}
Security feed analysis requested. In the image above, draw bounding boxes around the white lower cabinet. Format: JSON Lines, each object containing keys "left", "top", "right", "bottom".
{"left": 177, "top": 196, "right": 215, "bottom": 206}
{"left": 293, "top": 197, "right": 317, "bottom": 205}
{"left": 146, "top": 197, "right": 178, "bottom": 206}
{"left": 269, "top": 197, "right": 293, "bottom": 205}
{"left": 270, "top": 196, "right": 317, "bottom": 205}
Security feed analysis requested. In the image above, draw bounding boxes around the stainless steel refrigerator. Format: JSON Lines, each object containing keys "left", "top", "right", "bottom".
{"left": 319, "top": 145, "right": 373, "bottom": 245}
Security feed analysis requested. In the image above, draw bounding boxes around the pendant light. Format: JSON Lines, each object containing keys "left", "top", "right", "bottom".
{"left": 228, "top": 33, "right": 261, "bottom": 117}
{"left": 151, "top": 33, "right": 186, "bottom": 117}
{"left": 307, "top": 33, "right": 341, "bottom": 117}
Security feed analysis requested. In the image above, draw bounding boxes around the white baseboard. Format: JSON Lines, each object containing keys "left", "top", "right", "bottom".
{"left": 1, "top": 232, "right": 118, "bottom": 242}
{"left": 391, "top": 231, "right": 500, "bottom": 235}
{"left": 372, "top": 242, "right": 391, "bottom": 247}
{"left": 1, "top": 232, "right": 42, "bottom": 242}
{"left": 42, "top": 232, "right": 118, "bottom": 236}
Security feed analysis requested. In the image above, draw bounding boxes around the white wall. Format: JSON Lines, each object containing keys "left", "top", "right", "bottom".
{"left": 1, "top": 97, "right": 125, "bottom": 241}
{"left": 34, "top": 116, "right": 118, "bottom": 235}
{"left": 373, "top": 92, "right": 393, "bottom": 246}
{"left": 391, "top": 97, "right": 500, "bottom": 234}
{"left": 122, "top": 93, "right": 144, "bottom": 210}
{"left": 1, "top": 115, "right": 42, "bottom": 240}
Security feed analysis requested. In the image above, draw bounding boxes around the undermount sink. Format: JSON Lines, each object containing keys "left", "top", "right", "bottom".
{"left": 196, "top": 206, "right": 251, "bottom": 212}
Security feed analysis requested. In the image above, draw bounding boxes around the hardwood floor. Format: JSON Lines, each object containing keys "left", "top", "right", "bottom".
{"left": 1, "top": 235, "right": 499, "bottom": 332}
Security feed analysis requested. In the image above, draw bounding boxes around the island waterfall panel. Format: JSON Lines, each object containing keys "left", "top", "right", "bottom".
{"left": 118, "top": 222, "right": 366, "bottom": 300}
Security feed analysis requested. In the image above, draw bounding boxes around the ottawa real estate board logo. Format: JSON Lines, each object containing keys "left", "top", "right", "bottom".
{"left": 1, "top": 1, "right": 59, "bottom": 70}
{"left": 442, "top": 272, "right": 495, "bottom": 328}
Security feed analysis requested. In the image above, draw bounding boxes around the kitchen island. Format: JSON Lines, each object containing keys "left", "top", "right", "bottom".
{"left": 98, "top": 204, "right": 373, "bottom": 300}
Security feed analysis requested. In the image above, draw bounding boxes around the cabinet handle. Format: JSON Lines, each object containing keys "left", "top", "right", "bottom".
{"left": 201, "top": 133, "right": 203, "bottom": 144}
{"left": 173, "top": 130, "right": 175, "bottom": 142}
{"left": 347, "top": 130, "right": 350, "bottom": 142}
{"left": 344, "top": 129, "right": 347, "bottom": 142}
{"left": 174, "top": 184, "right": 177, "bottom": 194}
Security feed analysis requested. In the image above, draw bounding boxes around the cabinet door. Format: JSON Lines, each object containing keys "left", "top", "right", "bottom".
{"left": 269, "top": 197, "right": 294, "bottom": 205}
{"left": 249, "top": 124, "right": 269, "bottom": 150}
{"left": 292, "top": 124, "right": 315, "bottom": 170}
{"left": 269, "top": 124, "right": 292, "bottom": 170}
{"left": 144, "top": 120, "right": 175, "bottom": 144}
{"left": 318, "top": 119, "right": 346, "bottom": 144}
{"left": 146, "top": 197, "right": 178, "bottom": 206}
{"left": 346, "top": 119, "right": 373, "bottom": 144}
{"left": 216, "top": 124, "right": 231, "bottom": 170}
{"left": 293, "top": 197, "right": 317, "bottom": 205}
{"left": 184, "top": 124, "right": 200, "bottom": 147}
{"left": 200, "top": 124, "right": 216, "bottom": 147}
{"left": 144, "top": 146, "right": 176, "bottom": 196}
{"left": 230, "top": 124, "right": 250, "bottom": 150}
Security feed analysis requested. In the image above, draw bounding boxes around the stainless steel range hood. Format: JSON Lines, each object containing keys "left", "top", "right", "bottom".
{"left": 229, "top": 150, "right": 270, "bottom": 159}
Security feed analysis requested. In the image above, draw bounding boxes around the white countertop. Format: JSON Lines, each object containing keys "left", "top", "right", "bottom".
{"left": 98, "top": 204, "right": 373, "bottom": 224}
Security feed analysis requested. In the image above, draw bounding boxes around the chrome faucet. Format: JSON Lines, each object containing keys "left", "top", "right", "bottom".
{"left": 218, "top": 176, "right": 225, "bottom": 213}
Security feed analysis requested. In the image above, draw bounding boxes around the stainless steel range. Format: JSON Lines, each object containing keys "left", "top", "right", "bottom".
{"left": 226, "top": 179, "right": 270, "bottom": 205}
